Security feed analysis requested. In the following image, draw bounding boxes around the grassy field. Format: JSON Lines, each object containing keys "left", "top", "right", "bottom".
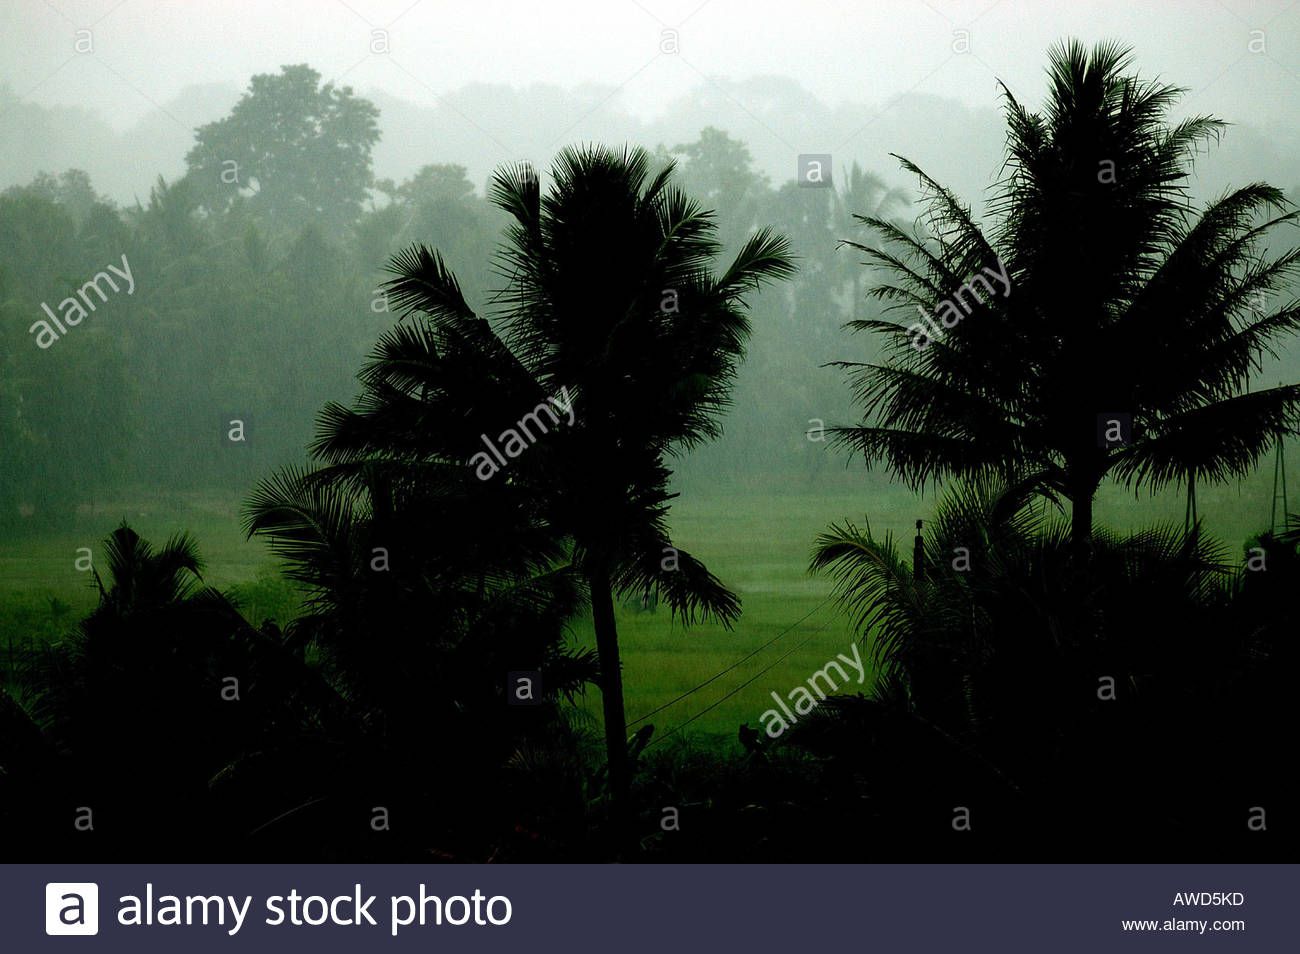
{"left": 565, "top": 488, "right": 918, "bottom": 747}
{"left": 0, "top": 485, "right": 920, "bottom": 739}
{"left": 0, "top": 461, "right": 1285, "bottom": 742}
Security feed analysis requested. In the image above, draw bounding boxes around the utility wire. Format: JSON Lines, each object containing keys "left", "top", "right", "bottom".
{"left": 644, "top": 614, "right": 837, "bottom": 750}
{"left": 626, "top": 593, "right": 837, "bottom": 729}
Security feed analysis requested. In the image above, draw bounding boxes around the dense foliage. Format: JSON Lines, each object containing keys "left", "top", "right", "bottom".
{"left": 2, "top": 46, "right": 1298, "bottom": 862}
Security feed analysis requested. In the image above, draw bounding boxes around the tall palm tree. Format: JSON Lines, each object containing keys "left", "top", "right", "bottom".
{"left": 307, "top": 144, "right": 794, "bottom": 820}
{"left": 834, "top": 40, "right": 1300, "bottom": 550}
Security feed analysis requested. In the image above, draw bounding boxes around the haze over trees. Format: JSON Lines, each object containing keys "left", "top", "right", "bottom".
{"left": 184, "top": 64, "right": 381, "bottom": 234}
{"left": 1, "top": 41, "right": 1298, "bottom": 862}
{"left": 248, "top": 143, "right": 793, "bottom": 822}
{"left": 833, "top": 41, "right": 1300, "bottom": 549}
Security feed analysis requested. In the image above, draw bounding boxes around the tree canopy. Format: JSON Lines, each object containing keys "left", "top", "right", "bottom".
{"left": 185, "top": 64, "right": 381, "bottom": 234}
{"left": 835, "top": 40, "right": 1300, "bottom": 547}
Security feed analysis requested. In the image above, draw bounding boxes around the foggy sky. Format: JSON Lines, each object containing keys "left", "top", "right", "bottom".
{"left": 2, "top": 0, "right": 1299, "bottom": 206}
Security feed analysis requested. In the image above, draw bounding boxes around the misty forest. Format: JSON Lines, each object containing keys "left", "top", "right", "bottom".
{"left": 2, "top": 39, "right": 1298, "bottom": 862}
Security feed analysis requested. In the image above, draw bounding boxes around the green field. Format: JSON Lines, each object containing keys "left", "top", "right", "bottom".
{"left": 0, "top": 486, "right": 920, "bottom": 740}
{"left": 565, "top": 488, "right": 917, "bottom": 746}
{"left": 0, "top": 463, "right": 1285, "bottom": 741}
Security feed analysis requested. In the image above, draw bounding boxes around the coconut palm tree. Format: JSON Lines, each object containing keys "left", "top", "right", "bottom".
{"left": 7, "top": 524, "right": 321, "bottom": 858}
{"left": 833, "top": 162, "right": 908, "bottom": 321}
{"left": 806, "top": 477, "right": 1292, "bottom": 854}
{"left": 244, "top": 460, "right": 595, "bottom": 730}
{"left": 834, "top": 40, "right": 1300, "bottom": 551}
{"left": 298, "top": 144, "right": 794, "bottom": 826}
{"left": 811, "top": 477, "right": 1236, "bottom": 731}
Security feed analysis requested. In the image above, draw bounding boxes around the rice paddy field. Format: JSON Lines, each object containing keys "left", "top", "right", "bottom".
{"left": 0, "top": 459, "right": 1287, "bottom": 742}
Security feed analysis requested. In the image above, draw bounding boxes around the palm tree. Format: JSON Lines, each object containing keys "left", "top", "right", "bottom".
{"left": 243, "top": 459, "right": 601, "bottom": 857}
{"left": 21, "top": 524, "right": 217, "bottom": 752}
{"left": 807, "top": 478, "right": 1281, "bottom": 851}
{"left": 834, "top": 40, "right": 1300, "bottom": 551}
{"left": 833, "top": 162, "right": 908, "bottom": 321}
{"left": 244, "top": 460, "right": 595, "bottom": 727}
{"left": 319, "top": 144, "right": 793, "bottom": 823}
{"left": 9, "top": 523, "right": 313, "bottom": 858}
{"left": 811, "top": 478, "right": 1235, "bottom": 730}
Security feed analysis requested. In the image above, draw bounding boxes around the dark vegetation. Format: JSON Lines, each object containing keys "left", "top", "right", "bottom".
{"left": 2, "top": 45, "right": 1298, "bottom": 861}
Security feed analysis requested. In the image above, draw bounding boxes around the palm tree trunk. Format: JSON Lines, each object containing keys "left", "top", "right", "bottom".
{"left": 589, "top": 563, "right": 630, "bottom": 823}
{"left": 1071, "top": 493, "right": 1092, "bottom": 552}
{"left": 1070, "top": 472, "right": 1098, "bottom": 559}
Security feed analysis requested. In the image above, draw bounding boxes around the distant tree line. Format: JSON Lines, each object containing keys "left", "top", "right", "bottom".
{"left": 3, "top": 45, "right": 1298, "bottom": 864}
{"left": 1, "top": 65, "right": 910, "bottom": 533}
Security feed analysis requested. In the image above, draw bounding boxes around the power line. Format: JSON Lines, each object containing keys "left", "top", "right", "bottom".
{"left": 646, "top": 623, "right": 831, "bottom": 749}
{"left": 644, "top": 614, "right": 837, "bottom": 750}
{"left": 626, "top": 593, "right": 837, "bottom": 729}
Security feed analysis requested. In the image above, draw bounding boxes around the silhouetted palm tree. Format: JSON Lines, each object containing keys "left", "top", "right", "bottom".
{"left": 326, "top": 144, "right": 793, "bottom": 823}
{"left": 835, "top": 40, "right": 1300, "bottom": 551}
{"left": 8, "top": 523, "right": 316, "bottom": 858}
{"left": 243, "top": 460, "right": 600, "bottom": 857}
{"left": 244, "top": 460, "right": 595, "bottom": 725}
{"left": 808, "top": 478, "right": 1285, "bottom": 853}
{"left": 812, "top": 478, "right": 1233, "bottom": 727}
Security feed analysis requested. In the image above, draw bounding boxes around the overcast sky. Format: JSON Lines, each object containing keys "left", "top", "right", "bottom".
{"left": 3, "top": 0, "right": 1298, "bottom": 131}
